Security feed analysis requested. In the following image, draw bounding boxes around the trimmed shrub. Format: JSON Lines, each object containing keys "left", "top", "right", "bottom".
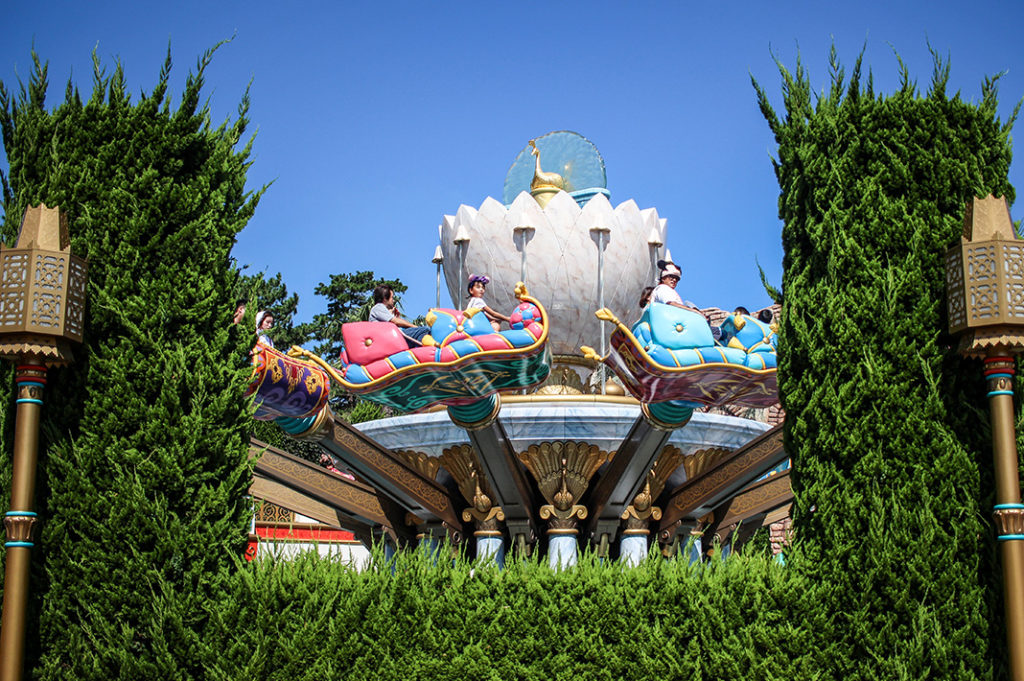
{"left": 754, "top": 47, "right": 1016, "bottom": 679}
{"left": 0, "top": 47, "right": 257, "bottom": 678}
{"left": 199, "top": 546, "right": 826, "bottom": 681}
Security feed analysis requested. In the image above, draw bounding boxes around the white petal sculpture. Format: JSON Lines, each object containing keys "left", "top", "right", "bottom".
{"left": 440, "top": 190, "right": 668, "bottom": 358}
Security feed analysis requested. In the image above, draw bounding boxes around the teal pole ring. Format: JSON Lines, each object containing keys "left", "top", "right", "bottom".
{"left": 5, "top": 511, "right": 37, "bottom": 517}
{"left": 15, "top": 398, "right": 43, "bottom": 405}
{"left": 5, "top": 541, "right": 33, "bottom": 548}
{"left": 995, "top": 504, "right": 1024, "bottom": 510}
{"left": 987, "top": 390, "right": 1014, "bottom": 397}
{"left": 997, "top": 535, "right": 1024, "bottom": 541}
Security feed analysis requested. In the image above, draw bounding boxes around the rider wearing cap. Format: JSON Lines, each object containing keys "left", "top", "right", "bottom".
{"left": 651, "top": 260, "right": 700, "bottom": 311}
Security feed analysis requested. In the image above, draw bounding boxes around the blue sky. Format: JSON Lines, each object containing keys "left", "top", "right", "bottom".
{"left": 3, "top": 2, "right": 1022, "bottom": 324}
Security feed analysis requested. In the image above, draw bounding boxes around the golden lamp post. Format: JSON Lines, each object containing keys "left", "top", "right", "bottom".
{"left": 946, "top": 194, "right": 1024, "bottom": 680}
{"left": 0, "top": 205, "right": 86, "bottom": 681}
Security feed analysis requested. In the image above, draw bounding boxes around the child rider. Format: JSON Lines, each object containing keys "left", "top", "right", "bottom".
{"left": 466, "top": 274, "right": 511, "bottom": 332}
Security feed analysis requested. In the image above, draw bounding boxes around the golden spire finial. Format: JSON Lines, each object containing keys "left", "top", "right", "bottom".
{"left": 528, "top": 139, "right": 565, "bottom": 192}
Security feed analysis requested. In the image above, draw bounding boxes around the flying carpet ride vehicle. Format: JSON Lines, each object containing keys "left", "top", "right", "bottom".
{"left": 582, "top": 303, "right": 778, "bottom": 408}
{"left": 247, "top": 283, "right": 551, "bottom": 417}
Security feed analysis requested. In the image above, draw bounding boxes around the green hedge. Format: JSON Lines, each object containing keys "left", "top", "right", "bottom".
{"left": 197, "top": 547, "right": 825, "bottom": 681}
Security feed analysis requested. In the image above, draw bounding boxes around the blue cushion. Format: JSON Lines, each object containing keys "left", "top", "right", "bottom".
{"left": 645, "top": 303, "right": 714, "bottom": 350}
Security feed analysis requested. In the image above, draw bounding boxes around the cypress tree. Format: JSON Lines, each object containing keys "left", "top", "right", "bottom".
{"left": 0, "top": 45, "right": 259, "bottom": 678}
{"left": 754, "top": 46, "right": 1017, "bottom": 678}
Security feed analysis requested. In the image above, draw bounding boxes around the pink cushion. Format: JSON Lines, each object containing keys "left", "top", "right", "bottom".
{"left": 342, "top": 322, "right": 409, "bottom": 365}
{"left": 410, "top": 346, "right": 438, "bottom": 363}
{"left": 364, "top": 359, "right": 395, "bottom": 380}
{"left": 474, "top": 334, "right": 514, "bottom": 351}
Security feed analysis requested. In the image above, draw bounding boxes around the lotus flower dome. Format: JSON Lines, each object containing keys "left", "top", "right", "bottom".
{"left": 438, "top": 132, "right": 670, "bottom": 363}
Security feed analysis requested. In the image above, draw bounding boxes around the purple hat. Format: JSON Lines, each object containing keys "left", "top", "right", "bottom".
{"left": 468, "top": 274, "right": 490, "bottom": 286}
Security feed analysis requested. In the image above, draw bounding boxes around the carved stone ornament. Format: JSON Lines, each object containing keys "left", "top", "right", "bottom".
{"left": 518, "top": 441, "right": 608, "bottom": 512}
{"left": 439, "top": 444, "right": 490, "bottom": 504}
{"left": 683, "top": 447, "right": 731, "bottom": 480}
{"left": 395, "top": 449, "right": 441, "bottom": 481}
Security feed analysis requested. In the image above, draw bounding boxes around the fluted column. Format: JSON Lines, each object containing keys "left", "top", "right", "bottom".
{"left": 438, "top": 443, "right": 508, "bottom": 567}
{"left": 519, "top": 442, "right": 608, "bottom": 569}
{"left": 0, "top": 364, "right": 47, "bottom": 681}
{"left": 984, "top": 356, "right": 1024, "bottom": 679}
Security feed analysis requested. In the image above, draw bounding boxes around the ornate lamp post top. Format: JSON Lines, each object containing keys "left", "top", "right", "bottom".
{"left": 0, "top": 204, "right": 87, "bottom": 366}
{"left": 945, "top": 194, "right": 1024, "bottom": 357}
{"left": 0, "top": 203, "right": 87, "bottom": 681}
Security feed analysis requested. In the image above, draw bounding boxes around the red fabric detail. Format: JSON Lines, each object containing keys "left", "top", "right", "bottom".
{"left": 338, "top": 347, "right": 350, "bottom": 366}
{"left": 526, "top": 322, "right": 543, "bottom": 338}
{"left": 255, "top": 526, "right": 357, "bottom": 542}
{"left": 342, "top": 322, "right": 408, "bottom": 365}
{"left": 437, "top": 346, "right": 459, "bottom": 362}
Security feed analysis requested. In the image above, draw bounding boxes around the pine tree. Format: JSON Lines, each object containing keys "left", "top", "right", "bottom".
{"left": 0, "top": 45, "right": 260, "bottom": 678}
{"left": 300, "top": 270, "right": 407, "bottom": 358}
{"left": 754, "top": 46, "right": 1018, "bottom": 678}
{"left": 233, "top": 269, "right": 309, "bottom": 349}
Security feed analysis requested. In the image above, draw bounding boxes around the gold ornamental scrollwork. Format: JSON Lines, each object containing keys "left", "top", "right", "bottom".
{"left": 463, "top": 506, "right": 506, "bottom": 534}
{"left": 671, "top": 428, "right": 785, "bottom": 514}
{"left": 440, "top": 444, "right": 505, "bottom": 534}
{"left": 395, "top": 450, "right": 441, "bottom": 481}
{"left": 518, "top": 441, "right": 608, "bottom": 510}
{"left": 254, "top": 500, "right": 293, "bottom": 524}
{"left": 649, "top": 445, "right": 686, "bottom": 498}
{"left": 621, "top": 505, "right": 660, "bottom": 535}
{"left": 620, "top": 445, "right": 683, "bottom": 535}
{"left": 541, "top": 504, "right": 588, "bottom": 534}
{"left": 330, "top": 422, "right": 450, "bottom": 515}
{"left": 269, "top": 359, "right": 284, "bottom": 384}
{"left": 439, "top": 444, "right": 494, "bottom": 505}
{"left": 682, "top": 447, "right": 730, "bottom": 479}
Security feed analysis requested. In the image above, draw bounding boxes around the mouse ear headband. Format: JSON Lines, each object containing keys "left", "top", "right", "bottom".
{"left": 658, "top": 262, "right": 681, "bottom": 279}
